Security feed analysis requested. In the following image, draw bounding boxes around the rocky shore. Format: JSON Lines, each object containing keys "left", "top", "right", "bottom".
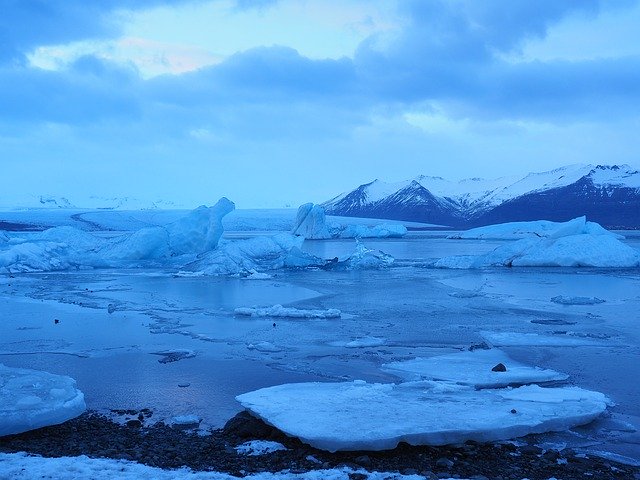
{"left": 1, "top": 410, "right": 638, "bottom": 480}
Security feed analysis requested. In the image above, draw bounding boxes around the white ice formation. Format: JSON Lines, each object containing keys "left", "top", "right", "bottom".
{"left": 435, "top": 217, "right": 640, "bottom": 268}
{"left": 292, "top": 203, "right": 406, "bottom": 240}
{"left": 0, "top": 364, "right": 86, "bottom": 436}
{"left": 235, "top": 440, "right": 288, "bottom": 456}
{"left": 382, "top": 349, "right": 568, "bottom": 388}
{"left": 448, "top": 219, "right": 624, "bottom": 240}
{"left": 237, "top": 380, "right": 609, "bottom": 452}
{"left": 235, "top": 305, "right": 341, "bottom": 319}
{"left": 340, "top": 242, "right": 394, "bottom": 270}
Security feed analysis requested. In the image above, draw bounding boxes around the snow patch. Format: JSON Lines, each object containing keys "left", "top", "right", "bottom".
{"left": 235, "top": 440, "right": 288, "bottom": 456}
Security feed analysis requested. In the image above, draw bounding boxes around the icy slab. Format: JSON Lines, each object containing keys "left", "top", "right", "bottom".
{"left": 337, "top": 242, "right": 394, "bottom": 270}
{"left": 187, "top": 234, "right": 323, "bottom": 275}
{"left": 435, "top": 217, "right": 640, "bottom": 268}
{"left": 448, "top": 219, "right": 624, "bottom": 240}
{"left": 482, "top": 332, "right": 608, "bottom": 347}
{"left": 382, "top": 349, "right": 568, "bottom": 388}
{"left": 235, "top": 440, "right": 288, "bottom": 456}
{"left": 235, "top": 305, "right": 341, "bottom": 319}
{"left": 551, "top": 295, "right": 606, "bottom": 305}
{"left": 0, "top": 453, "right": 429, "bottom": 480}
{"left": 0, "top": 364, "right": 86, "bottom": 436}
{"left": 237, "top": 381, "right": 609, "bottom": 452}
{"left": 292, "top": 203, "right": 407, "bottom": 239}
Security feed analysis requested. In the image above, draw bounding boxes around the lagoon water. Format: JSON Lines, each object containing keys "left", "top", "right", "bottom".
{"left": 1, "top": 213, "right": 640, "bottom": 464}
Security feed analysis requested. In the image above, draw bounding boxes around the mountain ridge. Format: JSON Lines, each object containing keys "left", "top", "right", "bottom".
{"left": 322, "top": 164, "right": 640, "bottom": 229}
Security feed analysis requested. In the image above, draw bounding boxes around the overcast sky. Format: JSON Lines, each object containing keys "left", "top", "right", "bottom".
{"left": 2, "top": 0, "right": 640, "bottom": 208}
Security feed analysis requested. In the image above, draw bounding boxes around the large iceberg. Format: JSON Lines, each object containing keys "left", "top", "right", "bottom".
{"left": 435, "top": 217, "right": 640, "bottom": 268}
{"left": 237, "top": 380, "right": 609, "bottom": 452}
{"left": 382, "top": 349, "right": 568, "bottom": 389}
{"left": 292, "top": 203, "right": 407, "bottom": 240}
{"left": 0, "top": 364, "right": 86, "bottom": 436}
{"left": 0, "top": 198, "right": 235, "bottom": 272}
{"left": 448, "top": 218, "right": 624, "bottom": 240}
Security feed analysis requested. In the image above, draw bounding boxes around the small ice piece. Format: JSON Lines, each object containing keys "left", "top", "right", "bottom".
{"left": 244, "top": 270, "right": 272, "bottom": 280}
{"left": 435, "top": 217, "right": 640, "bottom": 268}
{"left": 237, "top": 381, "right": 610, "bottom": 452}
{"left": 235, "top": 440, "right": 288, "bottom": 456}
{"left": 0, "top": 364, "right": 86, "bottom": 436}
{"left": 339, "top": 242, "right": 394, "bottom": 270}
{"left": 551, "top": 296, "right": 606, "bottom": 305}
{"left": 329, "top": 337, "right": 386, "bottom": 348}
{"left": 235, "top": 305, "right": 341, "bottom": 319}
{"left": 151, "top": 349, "right": 196, "bottom": 364}
{"left": 335, "top": 223, "right": 407, "bottom": 239}
{"left": 169, "top": 414, "right": 200, "bottom": 426}
{"left": 382, "top": 349, "right": 568, "bottom": 388}
{"left": 246, "top": 341, "right": 283, "bottom": 353}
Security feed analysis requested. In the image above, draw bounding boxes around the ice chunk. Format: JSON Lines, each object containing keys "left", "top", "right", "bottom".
{"left": 292, "top": 203, "right": 407, "bottom": 239}
{"left": 246, "top": 341, "right": 283, "bottom": 353}
{"left": 329, "top": 337, "right": 386, "bottom": 348}
{"left": 448, "top": 217, "right": 624, "bottom": 240}
{"left": 551, "top": 296, "right": 606, "bottom": 305}
{"left": 337, "top": 242, "right": 394, "bottom": 270}
{"left": 237, "top": 381, "right": 609, "bottom": 452}
{"left": 0, "top": 231, "right": 8, "bottom": 243}
{"left": 166, "top": 198, "right": 235, "bottom": 254}
{"left": 170, "top": 414, "right": 201, "bottom": 426}
{"left": 382, "top": 349, "right": 568, "bottom": 388}
{"left": 435, "top": 217, "right": 640, "bottom": 268}
{"left": 292, "top": 203, "right": 332, "bottom": 239}
{"left": 187, "top": 233, "right": 323, "bottom": 275}
{"left": 482, "top": 331, "right": 608, "bottom": 347}
{"left": 235, "top": 440, "right": 288, "bottom": 456}
{"left": 235, "top": 305, "right": 340, "bottom": 319}
{"left": 0, "top": 364, "right": 86, "bottom": 436}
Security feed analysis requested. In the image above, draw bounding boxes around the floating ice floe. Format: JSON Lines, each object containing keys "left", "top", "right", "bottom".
{"left": 0, "top": 453, "right": 429, "bottom": 479}
{"left": 235, "top": 440, "right": 288, "bottom": 456}
{"left": 0, "top": 364, "right": 86, "bottom": 436}
{"left": 435, "top": 217, "right": 640, "bottom": 268}
{"left": 329, "top": 337, "right": 386, "bottom": 348}
{"left": 338, "top": 242, "right": 394, "bottom": 270}
{"left": 151, "top": 349, "right": 197, "bottom": 364}
{"left": 170, "top": 415, "right": 201, "bottom": 427}
{"left": 382, "top": 349, "right": 568, "bottom": 388}
{"left": 551, "top": 295, "right": 606, "bottom": 305}
{"left": 292, "top": 203, "right": 406, "bottom": 240}
{"left": 482, "top": 331, "right": 608, "bottom": 347}
{"left": 246, "top": 342, "right": 283, "bottom": 353}
{"left": 448, "top": 219, "right": 624, "bottom": 240}
{"left": 235, "top": 305, "right": 341, "bottom": 319}
{"left": 0, "top": 198, "right": 235, "bottom": 272}
{"left": 237, "top": 380, "right": 610, "bottom": 452}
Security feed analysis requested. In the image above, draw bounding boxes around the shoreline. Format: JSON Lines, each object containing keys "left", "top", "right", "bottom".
{"left": 1, "top": 411, "right": 638, "bottom": 480}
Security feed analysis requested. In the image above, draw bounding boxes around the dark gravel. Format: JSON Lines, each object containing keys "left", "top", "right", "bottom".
{"left": 1, "top": 410, "right": 638, "bottom": 480}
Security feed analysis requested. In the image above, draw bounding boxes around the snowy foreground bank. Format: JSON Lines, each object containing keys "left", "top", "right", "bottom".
{"left": 437, "top": 216, "right": 640, "bottom": 268}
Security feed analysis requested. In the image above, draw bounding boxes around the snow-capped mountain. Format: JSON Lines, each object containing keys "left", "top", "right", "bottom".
{"left": 323, "top": 165, "right": 640, "bottom": 228}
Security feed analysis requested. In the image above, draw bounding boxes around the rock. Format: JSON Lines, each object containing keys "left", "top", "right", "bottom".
{"left": 107, "top": 304, "right": 116, "bottom": 314}
{"left": 436, "top": 457, "right": 454, "bottom": 469}
{"left": 491, "top": 363, "right": 507, "bottom": 372}
{"left": 126, "top": 419, "right": 142, "bottom": 428}
{"left": 222, "top": 411, "right": 275, "bottom": 439}
{"left": 520, "top": 445, "right": 542, "bottom": 455}
{"left": 469, "top": 342, "right": 490, "bottom": 351}
{"left": 354, "top": 455, "right": 371, "bottom": 466}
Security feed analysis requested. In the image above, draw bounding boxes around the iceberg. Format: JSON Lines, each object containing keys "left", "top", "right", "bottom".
{"left": 0, "top": 198, "right": 235, "bottom": 272}
{"left": 292, "top": 203, "right": 407, "bottom": 239}
{"left": 237, "top": 380, "right": 609, "bottom": 452}
{"left": 382, "top": 349, "right": 568, "bottom": 388}
{"left": 337, "top": 241, "right": 394, "bottom": 270}
{"left": 448, "top": 219, "right": 624, "bottom": 240}
{"left": 435, "top": 217, "right": 640, "bottom": 268}
{"left": 0, "top": 364, "right": 86, "bottom": 436}
{"left": 187, "top": 233, "right": 324, "bottom": 276}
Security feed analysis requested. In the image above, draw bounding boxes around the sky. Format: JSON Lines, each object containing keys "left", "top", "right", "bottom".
{"left": 2, "top": 0, "right": 640, "bottom": 208}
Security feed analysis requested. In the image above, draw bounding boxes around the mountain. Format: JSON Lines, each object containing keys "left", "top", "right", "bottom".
{"left": 322, "top": 164, "right": 640, "bottom": 229}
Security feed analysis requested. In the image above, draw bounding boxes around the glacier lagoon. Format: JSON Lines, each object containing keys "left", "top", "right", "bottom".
{"left": 1, "top": 210, "right": 640, "bottom": 464}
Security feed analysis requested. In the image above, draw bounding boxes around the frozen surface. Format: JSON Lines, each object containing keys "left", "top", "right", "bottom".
{"left": 436, "top": 217, "right": 640, "bottom": 268}
{"left": 237, "top": 381, "right": 609, "bottom": 452}
{"left": 0, "top": 364, "right": 86, "bottom": 436}
{"left": 382, "top": 349, "right": 568, "bottom": 388}
{"left": 0, "top": 453, "right": 428, "bottom": 480}
{"left": 448, "top": 219, "right": 624, "bottom": 240}
{"left": 235, "top": 305, "right": 341, "bottom": 319}
{"left": 551, "top": 295, "right": 606, "bottom": 305}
